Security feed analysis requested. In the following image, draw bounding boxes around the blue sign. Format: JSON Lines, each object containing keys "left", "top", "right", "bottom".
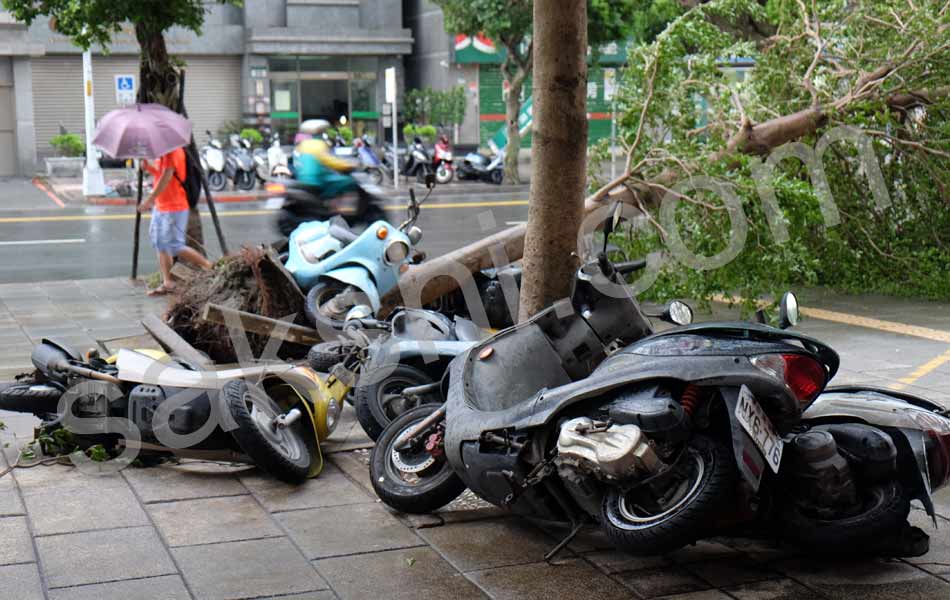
{"left": 117, "top": 76, "right": 134, "bottom": 91}
{"left": 115, "top": 75, "right": 136, "bottom": 105}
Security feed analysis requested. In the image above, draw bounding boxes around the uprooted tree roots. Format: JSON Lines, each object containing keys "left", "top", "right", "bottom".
{"left": 166, "top": 247, "right": 308, "bottom": 363}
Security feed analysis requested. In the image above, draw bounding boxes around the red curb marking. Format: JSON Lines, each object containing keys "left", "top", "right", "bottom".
{"left": 32, "top": 178, "right": 66, "bottom": 208}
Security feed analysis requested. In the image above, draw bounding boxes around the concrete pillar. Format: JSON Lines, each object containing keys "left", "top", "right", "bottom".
{"left": 12, "top": 56, "right": 36, "bottom": 175}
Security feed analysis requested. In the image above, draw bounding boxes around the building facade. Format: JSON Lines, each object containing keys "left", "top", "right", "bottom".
{"left": 402, "top": 0, "right": 627, "bottom": 148}
{"left": 0, "top": 1, "right": 413, "bottom": 176}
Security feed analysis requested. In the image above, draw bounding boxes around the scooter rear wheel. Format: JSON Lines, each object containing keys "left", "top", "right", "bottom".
{"left": 370, "top": 404, "right": 465, "bottom": 514}
{"left": 224, "top": 380, "right": 315, "bottom": 484}
{"left": 235, "top": 170, "right": 257, "bottom": 191}
{"left": 601, "top": 435, "right": 736, "bottom": 555}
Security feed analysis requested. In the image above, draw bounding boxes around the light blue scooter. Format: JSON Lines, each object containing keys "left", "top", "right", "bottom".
{"left": 284, "top": 180, "right": 432, "bottom": 329}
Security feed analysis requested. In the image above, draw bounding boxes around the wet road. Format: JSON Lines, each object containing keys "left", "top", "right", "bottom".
{"left": 0, "top": 189, "right": 529, "bottom": 283}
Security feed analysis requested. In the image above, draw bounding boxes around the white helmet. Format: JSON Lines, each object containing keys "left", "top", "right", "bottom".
{"left": 300, "top": 119, "right": 331, "bottom": 136}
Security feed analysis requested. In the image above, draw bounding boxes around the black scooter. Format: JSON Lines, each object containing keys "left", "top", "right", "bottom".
{"left": 371, "top": 206, "right": 950, "bottom": 558}
{"left": 400, "top": 137, "right": 433, "bottom": 183}
{"left": 269, "top": 172, "right": 388, "bottom": 237}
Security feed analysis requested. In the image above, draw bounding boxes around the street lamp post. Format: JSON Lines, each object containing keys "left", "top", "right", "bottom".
{"left": 82, "top": 48, "right": 105, "bottom": 197}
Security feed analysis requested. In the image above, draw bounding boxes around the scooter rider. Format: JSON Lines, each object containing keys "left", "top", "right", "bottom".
{"left": 293, "top": 119, "right": 359, "bottom": 200}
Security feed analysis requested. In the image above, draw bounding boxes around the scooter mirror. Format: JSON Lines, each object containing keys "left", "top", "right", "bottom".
{"left": 663, "top": 301, "right": 694, "bottom": 326}
{"left": 407, "top": 226, "right": 423, "bottom": 245}
{"left": 779, "top": 292, "right": 800, "bottom": 329}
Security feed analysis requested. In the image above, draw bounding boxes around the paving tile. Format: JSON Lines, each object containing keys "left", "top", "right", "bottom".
{"left": 772, "top": 557, "right": 950, "bottom": 600}
{"left": 48, "top": 574, "right": 191, "bottom": 600}
{"left": 328, "top": 450, "right": 374, "bottom": 494}
{"left": 173, "top": 537, "right": 328, "bottom": 600}
{"left": 0, "top": 490, "right": 25, "bottom": 517}
{"left": 466, "top": 558, "right": 631, "bottom": 600}
{"left": 903, "top": 509, "right": 950, "bottom": 576}
{"left": 665, "top": 540, "right": 745, "bottom": 564}
{"left": 583, "top": 549, "right": 672, "bottom": 574}
{"left": 315, "top": 546, "right": 486, "bottom": 600}
{"left": 241, "top": 462, "right": 373, "bottom": 513}
{"left": 148, "top": 494, "right": 283, "bottom": 547}
{"left": 0, "top": 516, "right": 34, "bottom": 566}
{"left": 277, "top": 501, "right": 422, "bottom": 560}
{"left": 536, "top": 521, "right": 616, "bottom": 553}
{"left": 260, "top": 593, "right": 336, "bottom": 600}
{"left": 615, "top": 565, "right": 711, "bottom": 598}
{"left": 13, "top": 463, "right": 129, "bottom": 495}
{"left": 37, "top": 526, "right": 177, "bottom": 589}
{"left": 655, "top": 591, "right": 733, "bottom": 600}
{"left": 724, "top": 578, "right": 825, "bottom": 600}
{"left": 0, "top": 563, "right": 44, "bottom": 599}
{"left": 417, "top": 517, "right": 556, "bottom": 572}
{"left": 685, "top": 557, "right": 781, "bottom": 587}
{"left": 23, "top": 478, "right": 150, "bottom": 536}
{"left": 122, "top": 461, "right": 249, "bottom": 503}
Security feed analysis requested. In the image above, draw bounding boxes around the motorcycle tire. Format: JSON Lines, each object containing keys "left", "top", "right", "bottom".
{"left": 779, "top": 480, "right": 910, "bottom": 554}
{"left": 367, "top": 168, "right": 384, "bottom": 186}
{"left": 435, "top": 164, "right": 454, "bottom": 185}
{"left": 223, "top": 380, "right": 315, "bottom": 484}
{"left": 235, "top": 171, "right": 257, "bottom": 191}
{"left": 490, "top": 169, "right": 504, "bottom": 185}
{"left": 307, "top": 341, "right": 358, "bottom": 372}
{"left": 0, "top": 381, "right": 62, "bottom": 415}
{"left": 370, "top": 404, "right": 465, "bottom": 514}
{"left": 601, "top": 435, "right": 737, "bottom": 555}
{"left": 356, "top": 364, "right": 440, "bottom": 441}
{"left": 305, "top": 282, "right": 371, "bottom": 331}
{"left": 207, "top": 171, "right": 228, "bottom": 192}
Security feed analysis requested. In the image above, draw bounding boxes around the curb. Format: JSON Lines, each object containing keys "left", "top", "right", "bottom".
{"left": 31, "top": 178, "right": 66, "bottom": 208}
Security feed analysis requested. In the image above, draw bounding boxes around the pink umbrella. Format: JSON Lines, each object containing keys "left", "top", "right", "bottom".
{"left": 92, "top": 103, "right": 192, "bottom": 159}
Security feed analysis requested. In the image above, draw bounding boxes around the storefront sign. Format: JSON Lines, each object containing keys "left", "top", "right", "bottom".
{"left": 385, "top": 67, "right": 397, "bottom": 104}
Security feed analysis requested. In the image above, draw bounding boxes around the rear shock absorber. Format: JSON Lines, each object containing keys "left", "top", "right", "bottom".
{"left": 680, "top": 384, "right": 703, "bottom": 418}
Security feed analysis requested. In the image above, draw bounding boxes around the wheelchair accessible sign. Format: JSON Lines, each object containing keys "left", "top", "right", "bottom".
{"left": 115, "top": 75, "right": 136, "bottom": 106}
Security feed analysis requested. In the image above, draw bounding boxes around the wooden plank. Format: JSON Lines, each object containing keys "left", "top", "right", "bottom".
{"left": 141, "top": 314, "right": 213, "bottom": 368}
{"left": 170, "top": 262, "right": 200, "bottom": 283}
{"left": 200, "top": 303, "right": 322, "bottom": 345}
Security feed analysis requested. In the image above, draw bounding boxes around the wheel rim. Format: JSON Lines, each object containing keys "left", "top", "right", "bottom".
{"left": 614, "top": 452, "right": 706, "bottom": 528}
{"left": 437, "top": 165, "right": 451, "bottom": 182}
{"left": 385, "top": 417, "right": 441, "bottom": 485}
{"left": 244, "top": 389, "right": 304, "bottom": 462}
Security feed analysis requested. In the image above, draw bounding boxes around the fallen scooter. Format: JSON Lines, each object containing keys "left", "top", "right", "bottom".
{"left": 0, "top": 339, "right": 342, "bottom": 483}
{"left": 370, "top": 206, "right": 950, "bottom": 558}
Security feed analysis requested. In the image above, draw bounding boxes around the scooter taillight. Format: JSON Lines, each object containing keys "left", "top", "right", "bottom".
{"left": 925, "top": 430, "right": 950, "bottom": 491}
{"left": 751, "top": 353, "right": 826, "bottom": 405}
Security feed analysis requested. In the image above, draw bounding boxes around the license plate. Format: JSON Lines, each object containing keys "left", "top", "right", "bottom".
{"left": 735, "top": 386, "right": 783, "bottom": 473}
{"left": 265, "top": 197, "right": 284, "bottom": 210}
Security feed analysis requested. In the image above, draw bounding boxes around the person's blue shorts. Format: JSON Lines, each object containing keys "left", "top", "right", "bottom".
{"left": 149, "top": 209, "right": 189, "bottom": 256}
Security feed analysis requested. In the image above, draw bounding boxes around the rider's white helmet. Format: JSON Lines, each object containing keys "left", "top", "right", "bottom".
{"left": 299, "top": 119, "right": 331, "bottom": 136}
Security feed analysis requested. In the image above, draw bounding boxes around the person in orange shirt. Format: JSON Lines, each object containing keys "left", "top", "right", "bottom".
{"left": 138, "top": 147, "right": 212, "bottom": 295}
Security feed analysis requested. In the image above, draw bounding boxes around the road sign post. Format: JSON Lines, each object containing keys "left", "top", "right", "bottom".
{"left": 82, "top": 50, "right": 105, "bottom": 197}
{"left": 385, "top": 67, "right": 398, "bottom": 190}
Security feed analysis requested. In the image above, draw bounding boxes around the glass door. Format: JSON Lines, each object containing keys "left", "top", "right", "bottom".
{"left": 270, "top": 79, "right": 300, "bottom": 143}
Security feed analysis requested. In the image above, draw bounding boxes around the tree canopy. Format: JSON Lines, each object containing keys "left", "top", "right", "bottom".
{"left": 0, "top": 0, "right": 241, "bottom": 50}
{"left": 596, "top": 0, "right": 950, "bottom": 305}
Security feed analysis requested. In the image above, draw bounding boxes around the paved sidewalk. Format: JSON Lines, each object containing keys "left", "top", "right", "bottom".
{"left": 1, "top": 279, "right": 950, "bottom": 599}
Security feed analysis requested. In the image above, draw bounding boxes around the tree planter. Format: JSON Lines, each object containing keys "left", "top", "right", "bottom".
{"left": 45, "top": 157, "right": 85, "bottom": 177}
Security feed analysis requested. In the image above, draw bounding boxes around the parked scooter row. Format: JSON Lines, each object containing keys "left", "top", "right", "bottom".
{"left": 201, "top": 130, "right": 291, "bottom": 192}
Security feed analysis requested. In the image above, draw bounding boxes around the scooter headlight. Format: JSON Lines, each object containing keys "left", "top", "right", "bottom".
{"left": 385, "top": 240, "right": 411, "bottom": 265}
{"left": 325, "top": 397, "right": 342, "bottom": 435}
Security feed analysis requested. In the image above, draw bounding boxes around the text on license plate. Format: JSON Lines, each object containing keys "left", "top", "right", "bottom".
{"left": 735, "top": 386, "right": 783, "bottom": 473}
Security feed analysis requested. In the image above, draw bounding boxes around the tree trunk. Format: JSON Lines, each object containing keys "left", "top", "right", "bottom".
{"left": 134, "top": 24, "right": 204, "bottom": 255}
{"left": 517, "top": 0, "right": 589, "bottom": 320}
{"left": 503, "top": 66, "right": 525, "bottom": 185}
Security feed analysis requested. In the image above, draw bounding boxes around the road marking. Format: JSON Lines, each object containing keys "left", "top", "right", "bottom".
{"left": 31, "top": 178, "right": 66, "bottom": 209}
{"left": 0, "top": 199, "right": 530, "bottom": 225}
{"left": 0, "top": 238, "right": 86, "bottom": 246}
{"left": 714, "top": 294, "right": 950, "bottom": 344}
{"left": 506, "top": 220, "right": 527, "bottom": 225}
{"left": 893, "top": 348, "right": 950, "bottom": 390}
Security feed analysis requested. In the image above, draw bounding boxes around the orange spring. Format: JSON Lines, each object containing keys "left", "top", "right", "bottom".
{"left": 680, "top": 384, "right": 702, "bottom": 418}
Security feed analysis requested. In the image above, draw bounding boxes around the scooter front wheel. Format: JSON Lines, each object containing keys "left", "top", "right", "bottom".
{"left": 207, "top": 171, "right": 228, "bottom": 192}
{"left": 435, "top": 163, "right": 454, "bottom": 184}
{"left": 370, "top": 404, "right": 465, "bottom": 514}
{"left": 224, "top": 380, "right": 315, "bottom": 484}
{"left": 235, "top": 170, "right": 257, "bottom": 191}
{"left": 305, "top": 282, "right": 372, "bottom": 331}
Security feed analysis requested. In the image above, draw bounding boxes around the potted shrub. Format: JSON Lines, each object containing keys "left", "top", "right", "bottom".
{"left": 46, "top": 133, "right": 86, "bottom": 177}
